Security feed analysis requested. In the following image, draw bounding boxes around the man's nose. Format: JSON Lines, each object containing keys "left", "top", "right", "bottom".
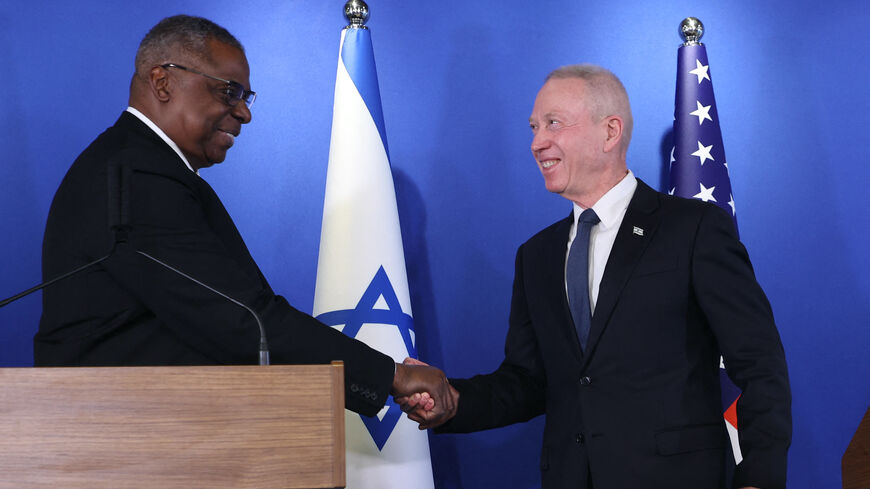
{"left": 530, "top": 130, "right": 549, "bottom": 153}
{"left": 233, "top": 101, "right": 252, "bottom": 124}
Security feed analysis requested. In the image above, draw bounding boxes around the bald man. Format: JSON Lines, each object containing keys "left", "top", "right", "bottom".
{"left": 402, "top": 65, "right": 790, "bottom": 489}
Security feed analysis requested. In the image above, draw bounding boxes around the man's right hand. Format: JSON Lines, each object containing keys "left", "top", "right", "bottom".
{"left": 394, "top": 357, "right": 459, "bottom": 430}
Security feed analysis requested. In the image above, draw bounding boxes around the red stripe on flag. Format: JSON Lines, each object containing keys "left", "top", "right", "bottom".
{"left": 723, "top": 394, "right": 740, "bottom": 428}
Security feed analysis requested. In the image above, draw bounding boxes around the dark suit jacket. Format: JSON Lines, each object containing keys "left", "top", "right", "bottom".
{"left": 439, "top": 180, "right": 791, "bottom": 489}
{"left": 35, "top": 111, "right": 394, "bottom": 416}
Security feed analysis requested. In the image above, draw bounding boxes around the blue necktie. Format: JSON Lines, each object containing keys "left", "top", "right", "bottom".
{"left": 567, "top": 208, "right": 600, "bottom": 352}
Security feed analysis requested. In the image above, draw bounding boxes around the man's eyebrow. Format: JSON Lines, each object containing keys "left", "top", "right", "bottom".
{"left": 530, "top": 112, "right": 561, "bottom": 124}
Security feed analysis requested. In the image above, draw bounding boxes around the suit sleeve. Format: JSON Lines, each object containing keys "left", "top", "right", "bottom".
{"left": 692, "top": 205, "right": 791, "bottom": 489}
{"left": 438, "top": 244, "right": 547, "bottom": 433}
{"left": 103, "top": 160, "right": 394, "bottom": 416}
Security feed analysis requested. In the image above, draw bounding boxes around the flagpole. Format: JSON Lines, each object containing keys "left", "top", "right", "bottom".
{"left": 670, "top": 16, "right": 744, "bottom": 467}
{"left": 312, "top": 2, "right": 435, "bottom": 487}
{"left": 679, "top": 16, "right": 703, "bottom": 46}
{"left": 345, "top": 0, "right": 369, "bottom": 28}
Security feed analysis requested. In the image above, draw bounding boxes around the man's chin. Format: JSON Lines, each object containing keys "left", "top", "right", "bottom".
{"left": 201, "top": 152, "right": 229, "bottom": 169}
{"left": 542, "top": 179, "right": 566, "bottom": 195}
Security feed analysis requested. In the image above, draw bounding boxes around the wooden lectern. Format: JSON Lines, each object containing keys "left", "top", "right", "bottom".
{"left": 0, "top": 363, "right": 346, "bottom": 489}
{"left": 842, "top": 406, "right": 870, "bottom": 489}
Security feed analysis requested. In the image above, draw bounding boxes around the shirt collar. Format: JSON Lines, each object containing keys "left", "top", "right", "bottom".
{"left": 125, "top": 107, "right": 198, "bottom": 175}
{"left": 572, "top": 170, "right": 637, "bottom": 230}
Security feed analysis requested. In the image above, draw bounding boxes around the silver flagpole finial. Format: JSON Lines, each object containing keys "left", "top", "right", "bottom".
{"left": 344, "top": 0, "right": 370, "bottom": 29}
{"left": 680, "top": 17, "right": 704, "bottom": 46}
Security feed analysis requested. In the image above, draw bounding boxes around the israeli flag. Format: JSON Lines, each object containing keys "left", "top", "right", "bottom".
{"left": 313, "top": 25, "right": 435, "bottom": 489}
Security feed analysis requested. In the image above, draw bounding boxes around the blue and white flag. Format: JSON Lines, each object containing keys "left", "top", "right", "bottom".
{"left": 313, "top": 25, "right": 435, "bottom": 489}
{"left": 669, "top": 40, "right": 743, "bottom": 464}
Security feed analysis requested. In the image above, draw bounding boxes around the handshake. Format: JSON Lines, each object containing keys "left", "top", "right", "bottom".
{"left": 391, "top": 358, "right": 459, "bottom": 429}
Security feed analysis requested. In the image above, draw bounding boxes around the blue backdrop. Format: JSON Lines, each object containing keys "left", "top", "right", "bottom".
{"left": 1, "top": 1, "right": 867, "bottom": 488}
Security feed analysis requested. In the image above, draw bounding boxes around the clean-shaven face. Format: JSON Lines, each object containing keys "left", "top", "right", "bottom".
{"left": 170, "top": 39, "right": 252, "bottom": 169}
{"left": 529, "top": 78, "right": 610, "bottom": 203}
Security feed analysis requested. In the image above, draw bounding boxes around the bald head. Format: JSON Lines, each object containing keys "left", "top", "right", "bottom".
{"left": 545, "top": 64, "right": 633, "bottom": 154}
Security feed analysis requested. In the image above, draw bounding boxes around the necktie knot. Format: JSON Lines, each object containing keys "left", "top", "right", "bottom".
{"left": 578, "top": 208, "right": 600, "bottom": 225}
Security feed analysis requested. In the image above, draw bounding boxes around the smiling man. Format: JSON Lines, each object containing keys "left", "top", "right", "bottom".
{"left": 401, "top": 65, "right": 791, "bottom": 489}
{"left": 35, "top": 15, "right": 452, "bottom": 418}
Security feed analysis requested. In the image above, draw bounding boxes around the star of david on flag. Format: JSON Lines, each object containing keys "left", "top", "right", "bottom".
{"left": 317, "top": 266, "right": 416, "bottom": 450}
{"left": 312, "top": 20, "right": 434, "bottom": 489}
{"left": 670, "top": 39, "right": 743, "bottom": 464}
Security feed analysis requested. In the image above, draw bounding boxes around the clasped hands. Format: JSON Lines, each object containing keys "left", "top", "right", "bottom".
{"left": 392, "top": 357, "right": 459, "bottom": 429}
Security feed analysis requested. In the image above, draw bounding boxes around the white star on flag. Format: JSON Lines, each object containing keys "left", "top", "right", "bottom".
{"left": 728, "top": 194, "right": 736, "bottom": 215}
{"left": 689, "top": 59, "right": 711, "bottom": 84}
{"left": 693, "top": 183, "right": 717, "bottom": 203}
{"left": 669, "top": 146, "right": 676, "bottom": 170}
{"left": 691, "top": 140, "right": 715, "bottom": 165}
{"left": 690, "top": 101, "right": 713, "bottom": 125}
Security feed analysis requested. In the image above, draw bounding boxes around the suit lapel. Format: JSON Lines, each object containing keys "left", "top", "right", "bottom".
{"left": 194, "top": 175, "right": 273, "bottom": 292}
{"left": 582, "top": 180, "right": 661, "bottom": 368}
{"left": 119, "top": 112, "right": 272, "bottom": 292}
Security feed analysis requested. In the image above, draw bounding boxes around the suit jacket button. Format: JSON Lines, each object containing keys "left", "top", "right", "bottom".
{"left": 575, "top": 433, "right": 584, "bottom": 444}
{"left": 579, "top": 376, "right": 592, "bottom": 385}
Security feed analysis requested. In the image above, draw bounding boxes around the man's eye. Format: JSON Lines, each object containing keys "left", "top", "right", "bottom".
{"left": 548, "top": 119, "right": 560, "bottom": 127}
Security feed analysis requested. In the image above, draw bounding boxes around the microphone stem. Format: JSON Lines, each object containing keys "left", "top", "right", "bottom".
{"left": 0, "top": 254, "right": 110, "bottom": 308}
{"left": 135, "top": 250, "right": 271, "bottom": 366}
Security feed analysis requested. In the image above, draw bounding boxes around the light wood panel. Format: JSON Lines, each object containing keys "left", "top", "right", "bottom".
{"left": 0, "top": 363, "right": 345, "bottom": 489}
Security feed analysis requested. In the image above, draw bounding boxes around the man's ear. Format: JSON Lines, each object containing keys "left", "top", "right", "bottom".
{"left": 603, "top": 115, "right": 624, "bottom": 153}
{"left": 148, "top": 66, "right": 172, "bottom": 103}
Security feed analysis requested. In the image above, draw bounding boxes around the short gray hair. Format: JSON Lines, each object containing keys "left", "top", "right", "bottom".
{"left": 546, "top": 64, "right": 634, "bottom": 148}
{"left": 134, "top": 15, "right": 243, "bottom": 77}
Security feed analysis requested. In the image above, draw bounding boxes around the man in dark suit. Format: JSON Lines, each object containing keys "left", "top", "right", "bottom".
{"left": 35, "top": 15, "right": 453, "bottom": 418}
{"left": 400, "top": 65, "right": 791, "bottom": 488}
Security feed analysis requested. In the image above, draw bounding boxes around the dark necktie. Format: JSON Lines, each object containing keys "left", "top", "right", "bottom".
{"left": 567, "top": 208, "right": 600, "bottom": 352}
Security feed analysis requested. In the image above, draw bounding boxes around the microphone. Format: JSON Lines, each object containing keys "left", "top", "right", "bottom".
{"left": 107, "top": 156, "right": 131, "bottom": 243}
{"left": 0, "top": 255, "right": 109, "bottom": 308}
{"left": 2, "top": 157, "right": 272, "bottom": 366}
{"left": 111, "top": 160, "right": 270, "bottom": 366}
{"left": 0, "top": 158, "right": 128, "bottom": 308}
{"left": 134, "top": 250, "right": 271, "bottom": 366}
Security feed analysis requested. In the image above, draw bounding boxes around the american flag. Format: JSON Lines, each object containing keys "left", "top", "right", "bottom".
{"left": 669, "top": 40, "right": 744, "bottom": 464}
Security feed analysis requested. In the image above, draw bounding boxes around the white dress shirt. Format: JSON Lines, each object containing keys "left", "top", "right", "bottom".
{"left": 125, "top": 106, "right": 198, "bottom": 175}
{"left": 565, "top": 170, "right": 638, "bottom": 314}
